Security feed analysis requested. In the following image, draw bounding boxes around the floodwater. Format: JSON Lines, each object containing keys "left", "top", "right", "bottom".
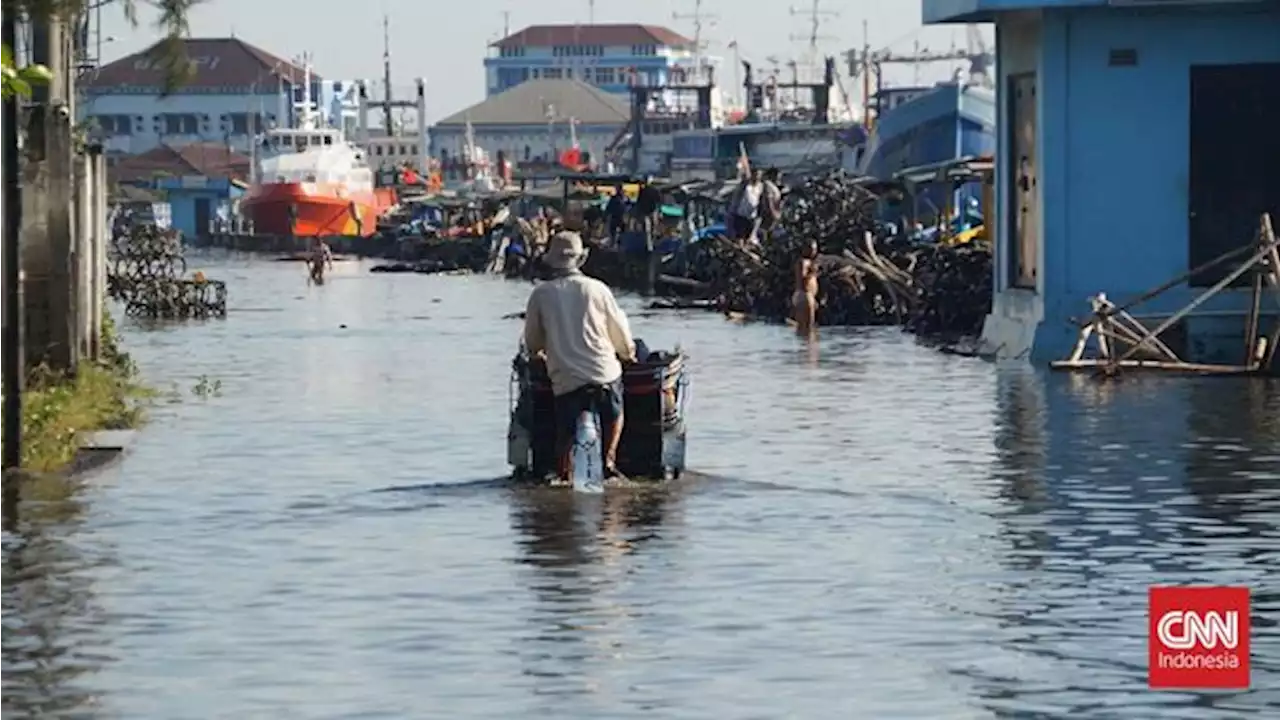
{"left": 3, "top": 253, "right": 1279, "bottom": 720}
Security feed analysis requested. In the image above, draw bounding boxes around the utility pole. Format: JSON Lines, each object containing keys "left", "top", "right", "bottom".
{"left": 790, "top": 0, "right": 839, "bottom": 78}
{"left": 2, "top": 13, "right": 23, "bottom": 472}
{"left": 588, "top": 0, "right": 595, "bottom": 24}
{"left": 672, "top": 0, "right": 718, "bottom": 81}
{"left": 502, "top": 10, "right": 510, "bottom": 37}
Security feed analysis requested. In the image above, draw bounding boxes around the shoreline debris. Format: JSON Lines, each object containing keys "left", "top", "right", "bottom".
{"left": 1054, "top": 213, "right": 1279, "bottom": 376}
{"left": 108, "top": 225, "right": 227, "bottom": 319}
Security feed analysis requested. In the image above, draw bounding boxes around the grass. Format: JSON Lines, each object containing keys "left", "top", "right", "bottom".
{"left": 18, "top": 312, "right": 151, "bottom": 474}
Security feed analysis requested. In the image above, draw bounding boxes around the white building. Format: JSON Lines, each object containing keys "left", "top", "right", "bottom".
{"left": 429, "top": 78, "right": 629, "bottom": 180}
{"left": 484, "top": 23, "right": 710, "bottom": 98}
{"left": 80, "top": 37, "right": 343, "bottom": 156}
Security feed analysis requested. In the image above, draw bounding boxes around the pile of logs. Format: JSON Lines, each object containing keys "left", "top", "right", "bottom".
{"left": 675, "top": 172, "right": 994, "bottom": 338}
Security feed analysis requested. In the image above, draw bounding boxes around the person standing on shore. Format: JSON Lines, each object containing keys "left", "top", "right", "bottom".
{"left": 524, "top": 231, "right": 638, "bottom": 484}
{"left": 729, "top": 168, "right": 764, "bottom": 244}
{"left": 760, "top": 168, "right": 783, "bottom": 241}
{"left": 606, "top": 183, "right": 628, "bottom": 243}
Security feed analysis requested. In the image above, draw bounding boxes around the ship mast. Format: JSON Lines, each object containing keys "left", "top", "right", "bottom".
{"left": 673, "top": 0, "right": 717, "bottom": 80}
{"left": 790, "top": 0, "right": 838, "bottom": 79}
{"left": 382, "top": 15, "right": 394, "bottom": 132}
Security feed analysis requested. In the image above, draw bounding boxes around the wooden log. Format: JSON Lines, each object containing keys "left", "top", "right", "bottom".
{"left": 1050, "top": 359, "right": 1255, "bottom": 373}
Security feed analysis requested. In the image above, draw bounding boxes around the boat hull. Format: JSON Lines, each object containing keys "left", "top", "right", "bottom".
{"left": 241, "top": 183, "right": 396, "bottom": 237}
{"left": 860, "top": 83, "right": 996, "bottom": 224}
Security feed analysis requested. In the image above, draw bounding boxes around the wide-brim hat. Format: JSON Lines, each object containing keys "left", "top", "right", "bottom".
{"left": 545, "top": 230, "right": 588, "bottom": 270}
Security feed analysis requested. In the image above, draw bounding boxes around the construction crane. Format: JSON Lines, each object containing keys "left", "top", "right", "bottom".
{"left": 845, "top": 23, "right": 993, "bottom": 129}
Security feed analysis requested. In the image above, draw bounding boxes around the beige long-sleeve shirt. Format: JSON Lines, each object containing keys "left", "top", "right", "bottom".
{"left": 524, "top": 271, "right": 637, "bottom": 396}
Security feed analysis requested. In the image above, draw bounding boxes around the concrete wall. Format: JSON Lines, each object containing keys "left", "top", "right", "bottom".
{"left": 983, "top": 4, "right": 1280, "bottom": 362}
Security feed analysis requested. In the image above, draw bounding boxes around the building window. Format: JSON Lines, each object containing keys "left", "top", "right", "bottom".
{"left": 375, "top": 146, "right": 383, "bottom": 156}
{"left": 93, "top": 114, "right": 132, "bottom": 136}
{"left": 410, "top": 144, "right": 418, "bottom": 155}
{"left": 542, "top": 67, "right": 563, "bottom": 80}
{"left": 160, "top": 113, "right": 199, "bottom": 135}
{"left": 595, "top": 67, "right": 616, "bottom": 85}
{"left": 228, "top": 112, "right": 265, "bottom": 135}
{"left": 631, "top": 45, "right": 657, "bottom": 57}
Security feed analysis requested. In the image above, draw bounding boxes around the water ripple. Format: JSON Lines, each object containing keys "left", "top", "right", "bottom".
{"left": 3, "top": 253, "right": 1279, "bottom": 719}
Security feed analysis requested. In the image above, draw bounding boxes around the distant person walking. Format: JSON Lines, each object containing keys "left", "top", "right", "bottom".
{"left": 307, "top": 238, "right": 334, "bottom": 285}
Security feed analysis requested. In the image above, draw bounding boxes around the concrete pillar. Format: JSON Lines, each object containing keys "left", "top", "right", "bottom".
{"left": 46, "top": 106, "right": 76, "bottom": 372}
{"left": 21, "top": 18, "right": 78, "bottom": 373}
{"left": 90, "top": 151, "right": 106, "bottom": 360}
{"left": 21, "top": 148, "right": 53, "bottom": 370}
{"left": 74, "top": 151, "right": 92, "bottom": 361}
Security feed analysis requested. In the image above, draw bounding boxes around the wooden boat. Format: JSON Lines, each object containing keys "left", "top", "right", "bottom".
{"left": 508, "top": 348, "right": 689, "bottom": 486}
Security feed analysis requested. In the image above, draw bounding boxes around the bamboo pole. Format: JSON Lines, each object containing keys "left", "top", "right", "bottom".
{"left": 1113, "top": 235, "right": 1280, "bottom": 364}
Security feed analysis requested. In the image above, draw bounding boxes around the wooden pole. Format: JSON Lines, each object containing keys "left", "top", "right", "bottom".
{"left": 1113, "top": 235, "right": 1280, "bottom": 364}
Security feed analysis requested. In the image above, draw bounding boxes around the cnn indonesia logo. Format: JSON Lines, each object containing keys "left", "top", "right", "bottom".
{"left": 1148, "top": 586, "right": 1251, "bottom": 690}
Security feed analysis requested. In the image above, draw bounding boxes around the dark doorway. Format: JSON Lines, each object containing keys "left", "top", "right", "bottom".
{"left": 1006, "top": 72, "right": 1039, "bottom": 290}
{"left": 193, "top": 197, "right": 212, "bottom": 237}
{"left": 1187, "top": 62, "right": 1280, "bottom": 286}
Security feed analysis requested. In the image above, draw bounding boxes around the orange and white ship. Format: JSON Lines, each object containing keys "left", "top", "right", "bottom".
{"left": 241, "top": 55, "right": 395, "bottom": 237}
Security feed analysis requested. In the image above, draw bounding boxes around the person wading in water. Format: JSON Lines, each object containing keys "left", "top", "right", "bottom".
{"left": 792, "top": 239, "right": 819, "bottom": 336}
{"left": 307, "top": 238, "right": 334, "bottom": 285}
{"left": 524, "top": 231, "right": 637, "bottom": 485}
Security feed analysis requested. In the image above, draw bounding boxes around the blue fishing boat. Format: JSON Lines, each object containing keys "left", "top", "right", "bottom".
{"left": 859, "top": 82, "right": 995, "bottom": 224}
{"left": 669, "top": 121, "right": 868, "bottom": 182}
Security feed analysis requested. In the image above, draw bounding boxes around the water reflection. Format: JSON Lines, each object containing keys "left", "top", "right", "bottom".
{"left": 2, "top": 482, "right": 113, "bottom": 718}
{"left": 968, "top": 371, "right": 1280, "bottom": 718}
{"left": 506, "top": 484, "right": 681, "bottom": 702}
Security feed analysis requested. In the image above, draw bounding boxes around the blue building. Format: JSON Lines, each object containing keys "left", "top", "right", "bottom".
{"left": 923, "top": 0, "right": 1280, "bottom": 363}
{"left": 484, "top": 24, "right": 704, "bottom": 97}
{"left": 110, "top": 142, "right": 251, "bottom": 238}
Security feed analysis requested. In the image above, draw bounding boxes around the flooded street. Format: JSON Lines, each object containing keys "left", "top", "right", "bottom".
{"left": 4, "top": 253, "right": 1279, "bottom": 719}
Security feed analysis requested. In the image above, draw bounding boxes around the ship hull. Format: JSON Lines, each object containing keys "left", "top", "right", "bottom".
{"left": 241, "top": 182, "right": 396, "bottom": 237}
{"left": 860, "top": 84, "right": 995, "bottom": 224}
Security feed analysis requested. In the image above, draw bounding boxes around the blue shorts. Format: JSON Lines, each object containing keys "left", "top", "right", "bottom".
{"left": 555, "top": 378, "right": 624, "bottom": 450}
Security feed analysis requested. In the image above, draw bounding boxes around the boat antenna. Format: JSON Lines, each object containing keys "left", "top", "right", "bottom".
{"left": 673, "top": 0, "right": 718, "bottom": 79}
{"left": 789, "top": 0, "right": 838, "bottom": 76}
{"left": 382, "top": 14, "right": 394, "bottom": 132}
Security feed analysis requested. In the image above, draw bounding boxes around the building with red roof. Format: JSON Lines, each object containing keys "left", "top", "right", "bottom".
{"left": 80, "top": 37, "right": 326, "bottom": 157}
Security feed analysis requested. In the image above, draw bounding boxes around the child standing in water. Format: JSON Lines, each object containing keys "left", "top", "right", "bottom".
{"left": 792, "top": 240, "right": 819, "bottom": 336}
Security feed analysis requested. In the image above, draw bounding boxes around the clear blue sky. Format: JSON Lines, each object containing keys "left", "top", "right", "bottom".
{"left": 99, "top": 0, "right": 982, "bottom": 122}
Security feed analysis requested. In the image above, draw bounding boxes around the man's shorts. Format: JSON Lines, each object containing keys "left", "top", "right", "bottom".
{"left": 554, "top": 378, "right": 625, "bottom": 448}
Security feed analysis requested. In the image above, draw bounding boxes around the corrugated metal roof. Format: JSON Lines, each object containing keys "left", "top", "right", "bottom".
{"left": 492, "top": 24, "right": 692, "bottom": 49}
{"left": 110, "top": 143, "right": 251, "bottom": 183}
{"left": 434, "top": 79, "right": 630, "bottom": 127}
{"left": 83, "top": 38, "right": 319, "bottom": 91}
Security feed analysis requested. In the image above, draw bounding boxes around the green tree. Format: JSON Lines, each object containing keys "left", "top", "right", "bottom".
{"left": 2, "top": 1, "right": 200, "bottom": 97}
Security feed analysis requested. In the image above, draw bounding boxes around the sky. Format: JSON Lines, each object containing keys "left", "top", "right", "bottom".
{"left": 97, "top": 0, "right": 984, "bottom": 123}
